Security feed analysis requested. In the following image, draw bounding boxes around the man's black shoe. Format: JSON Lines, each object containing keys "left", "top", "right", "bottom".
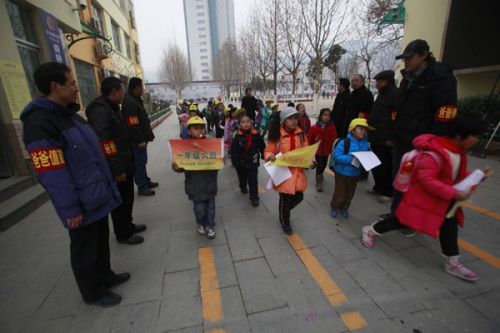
{"left": 131, "top": 224, "right": 147, "bottom": 233}
{"left": 283, "top": 225, "right": 293, "bottom": 235}
{"left": 251, "top": 198, "right": 259, "bottom": 207}
{"left": 240, "top": 188, "right": 248, "bottom": 194}
{"left": 88, "top": 292, "right": 122, "bottom": 307}
{"left": 105, "top": 272, "right": 131, "bottom": 288}
{"left": 147, "top": 182, "right": 159, "bottom": 189}
{"left": 117, "top": 234, "right": 144, "bottom": 245}
{"left": 138, "top": 189, "right": 155, "bottom": 196}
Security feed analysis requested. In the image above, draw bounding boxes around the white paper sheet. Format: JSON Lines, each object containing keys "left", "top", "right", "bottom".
{"left": 453, "top": 169, "right": 485, "bottom": 192}
{"left": 264, "top": 153, "right": 292, "bottom": 186}
{"left": 349, "top": 151, "right": 381, "bottom": 171}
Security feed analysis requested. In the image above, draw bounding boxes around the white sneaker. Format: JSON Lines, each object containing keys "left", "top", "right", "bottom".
{"left": 206, "top": 228, "right": 216, "bottom": 239}
{"left": 362, "top": 225, "right": 378, "bottom": 248}
{"left": 444, "top": 256, "right": 479, "bottom": 281}
{"left": 197, "top": 225, "right": 206, "bottom": 235}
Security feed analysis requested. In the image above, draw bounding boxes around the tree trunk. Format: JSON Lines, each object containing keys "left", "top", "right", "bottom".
{"left": 292, "top": 73, "right": 297, "bottom": 103}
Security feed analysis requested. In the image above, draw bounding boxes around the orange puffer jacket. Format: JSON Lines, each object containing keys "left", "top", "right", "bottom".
{"left": 264, "top": 126, "right": 309, "bottom": 194}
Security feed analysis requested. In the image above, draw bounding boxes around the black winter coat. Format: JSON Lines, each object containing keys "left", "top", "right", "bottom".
{"left": 394, "top": 58, "right": 457, "bottom": 148}
{"left": 85, "top": 96, "right": 136, "bottom": 177}
{"left": 184, "top": 170, "right": 218, "bottom": 201}
{"left": 332, "top": 90, "right": 350, "bottom": 137}
{"left": 241, "top": 95, "right": 257, "bottom": 121}
{"left": 230, "top": 129, "right": 266, "bottom": 168}
{"left": 368, "top": 82, "right": 397, "bottom": 145}
{"left": 344, "top": 85, "right": 373, "bottom": 137}
{"left": 121, "top": 93, "right": 155, "bottom": 144}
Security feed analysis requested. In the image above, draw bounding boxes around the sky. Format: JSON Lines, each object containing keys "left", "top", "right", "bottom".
{"left": 134, "top": 0, "right": 260, "bottom": 82}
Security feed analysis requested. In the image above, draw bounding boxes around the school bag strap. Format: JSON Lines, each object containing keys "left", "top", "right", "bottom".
{"left": 393, "top": 149, "right": 442, "bottom": 192}
{"left": 328, "top": 138, "right": 350, "bottom": 171}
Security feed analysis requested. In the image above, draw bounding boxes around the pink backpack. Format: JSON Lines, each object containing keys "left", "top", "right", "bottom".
{"left": 393, "top": 149, "right": 441, "bottom": 192}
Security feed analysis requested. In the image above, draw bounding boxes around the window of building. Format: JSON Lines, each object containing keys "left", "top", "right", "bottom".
{"left": 134, "top": 43, "right": 140, "bottom": 64}
{"left": 196, "top": 5, "right": 204, "bottom": 9}
{"left": 202, "top": 69, "right": 209, "bottom": 73}
{"left": 201, "top": 63, "right": 208, "bottom": 66}
{"left": 202, "top": 76, "right": 209, "bottom": 80}
{"left": 198, "top": 27, "right": 205, "bottom": 31}
{"left": 91, "top": 3, "right": 104, "bottom": 32}
{"left": 197, "top": 12, "right": 204, "bottom": 17}
{"left": 128, "top": 0, "right": 136, "bottom": 29}
{"left": 200, "top": 56, "right": 208, "bottom": 59}
{"left": 200, "top": 41, "right": 207, "bottom": 46}
{"left": 197, "top": 20, "right": 205, "bottom": 24}
{"left": 124, "top": 34, "right": 131, "bottom": 59}
{"left": 199, "top": 34, "right": 206, "bottom": 38}
{"left": 119, "top": 0, "right": 127, "bottom": 12}
{"left": 73, "top": 59, "right": 98, "bottom": 108}
{"left": 5, "top": 0, "right": 41, "bottom": 99}
{"left": 200, "top": 49, "right": 207, "bottom": 52}
{"left": 112, "top": 22, "right": 121, "bottom": 53}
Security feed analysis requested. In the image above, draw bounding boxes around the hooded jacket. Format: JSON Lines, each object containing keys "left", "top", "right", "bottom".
{"left": 121, "top": 93, "right": 155, "bottom": 144}
{"left": 395, "top": 134, "right": 467, "bottom": 238}
{"left": 21, "top": 97, "right": 121, "bottom": 229}
{"left": 369, "top": 81, "right": 397, "bottom": 145}
{"left": 307, "top": 120, "right": 338, "bottom": 157}
{"left": 333, "top": 132, "right": 370, "bottom": 177}
{"left": 231, "top": 128, "right": 266, "bottom": 168}
{"left": 85, "top": 96, "right": 135, "bottom": 177}
{"left": 264, "top": 126, "right": 309, "bottom": 194}
{"left": 393, "top": 58, "right": 457, "bottom": 148}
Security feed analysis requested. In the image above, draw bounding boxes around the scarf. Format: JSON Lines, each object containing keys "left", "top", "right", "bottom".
{"left": 242, "top": 131, "right": 252, "bottom": 156}
{"left": 436, "top": 136, "right": 467, "bottom": 181}
{"left": 284, "top": 128, "right": 296, "bottom": 151}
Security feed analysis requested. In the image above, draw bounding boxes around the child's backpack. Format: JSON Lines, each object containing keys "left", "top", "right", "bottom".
{"left": 328, "top": 138, "right": 350, "bottom": 171}
{"left": 393, "top": 149, "right": 441, "bottom": 192}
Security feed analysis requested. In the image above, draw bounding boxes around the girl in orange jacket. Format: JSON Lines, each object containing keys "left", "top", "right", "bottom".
{"left": 264, "top": 107, "right": 316, "bottom": 235}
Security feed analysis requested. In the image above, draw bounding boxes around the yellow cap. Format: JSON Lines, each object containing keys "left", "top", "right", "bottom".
{"left": 224, "top": 107, "right": 231, "bottom": 115}
{"left": 265, "top": 98, "right": 272, "bottom": 103}
{"left": 186, "top": 116, "right": 206, "bottom": 127}
{"left": 348, "top": 118, "right": 375, "bottom": 131}
{"left": 189, "top": 104, "right": 198, "bottom": 111}
{"left": 271, "top": 103, "right": 279, "bottom": 109}
{"left": 193, "top": 101, "right": 198, "bottom": 105}
{"left": 214, "top": 99, "right": 221, "bottom": 105}
{"left": 178, "top": 100, "right": 183, "bottom": 104}
{"left": 235, "top": 108, "right": 247, "bottom": 117}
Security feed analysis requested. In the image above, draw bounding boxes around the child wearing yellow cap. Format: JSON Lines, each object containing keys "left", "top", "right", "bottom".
{"left": 330, "top": 118, "right": 374, "bottom": 218}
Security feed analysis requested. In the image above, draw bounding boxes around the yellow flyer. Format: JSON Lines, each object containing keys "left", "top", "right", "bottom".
{"left": 168, "top": 138, "right": 224, "bottom": 170}
{"left": 0, "top": 59, "right": 32, "bottom": 119}
{"left": 268, "top": 141, "right": 319, "bottom": 168}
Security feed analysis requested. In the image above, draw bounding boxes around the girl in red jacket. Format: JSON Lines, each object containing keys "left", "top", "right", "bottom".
{"left": 362, "top": 114, "right": 485, "bottom": 281}
{"left": 307, "top": 108, "right": 338, "bottom": 191}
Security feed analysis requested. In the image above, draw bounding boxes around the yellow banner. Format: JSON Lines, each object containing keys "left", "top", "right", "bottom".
{"left": 168, "top": 138, "right": 224, "bottom": 170}
{"left": 269, "top": 142, "right": 319, "bottom": 168}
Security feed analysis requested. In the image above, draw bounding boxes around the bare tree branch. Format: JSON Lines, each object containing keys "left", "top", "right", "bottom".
{"left": 159, "top": 44, "right": 191, "bottom": 100}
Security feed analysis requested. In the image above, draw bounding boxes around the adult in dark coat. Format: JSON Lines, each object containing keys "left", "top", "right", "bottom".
{"left": 121, "top": 77, "right": 158, "bottom": 196}
{"left": 241, "top": 88, "right": 257, "bottom": 122}
{"left": 367, "top": 70, "right": 398, "bottom": 201}
{"left": 386, "top": 39, "right": 458, "bottom": 237}
{"left": 21, "top": 62, "right": 128, "bottom": 307}
{"left": 332, "top": 78, "right": 350, "bottom": 137}
{"left": 343, "top": 74, "right": 374, "bottom": 138}
{"left": 86, "top": 77, "right": 146, "bottom": 245}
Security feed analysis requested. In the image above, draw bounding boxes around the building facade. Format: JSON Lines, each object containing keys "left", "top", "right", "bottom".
{"left": 0, "top": 0, "right": 144, "bottom": 178}
{"left": 183, "top": 0, "right": 235, "bottom": 81}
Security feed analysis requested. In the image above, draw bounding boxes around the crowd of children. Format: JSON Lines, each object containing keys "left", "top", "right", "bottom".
{"left": 172, "top": 99, "right": 484, "bottom": 282}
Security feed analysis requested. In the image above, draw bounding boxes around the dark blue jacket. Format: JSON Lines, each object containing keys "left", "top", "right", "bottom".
{"left": 333, "top": 132, "right": 371, "bottom": 177}
{"left": 230, "top": 128, "right": 266, "bottom": 168}
{"left": 21, "top": 97, "right": 121, "bottom": 229}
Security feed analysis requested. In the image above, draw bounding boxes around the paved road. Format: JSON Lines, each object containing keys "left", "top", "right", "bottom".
{"left": 1, "top": 113, "right": 499, "bottom": 333}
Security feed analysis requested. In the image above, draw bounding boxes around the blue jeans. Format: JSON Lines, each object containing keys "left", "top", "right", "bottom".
{"left": 193, "top": 198, "right": 216, "bottom": 228}
{"left": 132, "top": 143, "right": 150, "bottom": 192}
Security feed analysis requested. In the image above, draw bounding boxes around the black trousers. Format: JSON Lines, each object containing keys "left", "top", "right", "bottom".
{"left": 236, "top": 166, "right": 259, "bottom": 199}
{"left": 371, "top": 143, "right": 393, "bottom": 197}
{"left": 373, "top": 215, "right": 459, "bottom": 256}
{"left": 68, "top": 216, "right": 116, "bottom": 301}
{"left": 111, "top": 176, "right": 135, "bottom": 240}
{"left": 315, "top": 155, "right": 329, "bottom": 175}
{"left": 279, "top": 192, "right": 304, "bottom": 227}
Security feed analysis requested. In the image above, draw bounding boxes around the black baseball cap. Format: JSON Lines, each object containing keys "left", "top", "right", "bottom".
{"left": 395, "top": 39, "right": 430, "bottom": 59}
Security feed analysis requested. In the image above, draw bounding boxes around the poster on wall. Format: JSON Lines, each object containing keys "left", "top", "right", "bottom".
{"left": 39, "top": 9, "right": 66, "bottom": 65}
{"left": 0, "top": 59, "right": 32, "bottom": 119}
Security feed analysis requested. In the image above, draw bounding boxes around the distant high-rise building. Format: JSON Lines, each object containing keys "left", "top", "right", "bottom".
{"left": 183, "top": 0, "right": 235, "bottom": 81}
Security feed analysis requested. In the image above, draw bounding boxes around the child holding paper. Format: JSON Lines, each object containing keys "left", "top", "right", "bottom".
{"left": 171, "top": 116, "right": 221, "bottom": 239}
{"left": 231, "top": 114, "right": 266, "bottom": 207}
{"left": 264, "top": 107, "right": 316, "bottom": 235}
{"left": 330, "top": 118, "right": 373, "bottom": 218}
{"left": 362, "top": 114, "right": 485, "bottom": 282}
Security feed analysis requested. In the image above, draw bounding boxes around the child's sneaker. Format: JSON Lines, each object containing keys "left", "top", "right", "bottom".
{"left": 282, "top": 225, "right": 293, "bottom": 235}
{"left": 330, "top": 209, "right": 338, "bottom": 218}
{"left": 340, "top": 210, "right": 349, "bottom": 218}
{"left": 206, "top": 228, "right": 216, "bottom": 239}
{"left": 444, "top": 256, "right": 479, "bottom": 281}
{"left": 197, "top": 225, "right": 206, "bottom": 235}
{"left": 362, "top": 225, "right": 378, "bottom": 248}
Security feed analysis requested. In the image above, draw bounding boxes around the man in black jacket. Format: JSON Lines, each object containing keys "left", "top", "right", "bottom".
{"left": 385, "top": 39, "right": 458, "bottom": 237}
{"left": 368, "top": 70, "right": 398, "bottom": 202}
{"left": 86, "top": 77, "right": 146, "bottom": 245}
{"left": 241, "top": 88, "right": 257, "bottom": 122}
{"left": 121, "top": 77, "right": 158, "bottom": 196}
{"left": 344, "top": 74, "right": 374, "bottom": 138}
{"left": 332, "top": 78, "right": 350, "bottom": 137}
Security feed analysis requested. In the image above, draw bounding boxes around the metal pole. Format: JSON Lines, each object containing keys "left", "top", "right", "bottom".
{"left": 484, "top": 120, "right": 500, "bottom": 151}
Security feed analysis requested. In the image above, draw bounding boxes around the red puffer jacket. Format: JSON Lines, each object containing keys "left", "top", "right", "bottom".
{"left": 307, "top": 121, "right": 338, "bottom": 156}
{"left": 396, "top": 134, "right": 468, "bottom": 238}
